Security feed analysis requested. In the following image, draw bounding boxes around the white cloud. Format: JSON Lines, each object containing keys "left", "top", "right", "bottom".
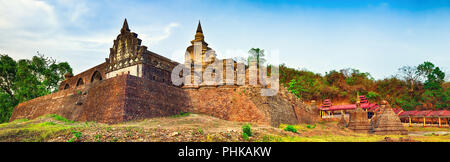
{"left": 0, "top": 0, "right": 182, "bottom": 74}
{"left": 0, "top": 0, "right": 57, "bottom": 30}
{"left": 55, "top": 0, "right": 90, "bottom": 23}
{"left": 138, "top": 23, "right": 180, "bottom": 45}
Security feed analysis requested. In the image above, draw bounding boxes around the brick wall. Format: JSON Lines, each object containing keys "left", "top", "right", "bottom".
{"left": 122, "top": 75, "right": 191, "bottom": 121}
{"left": 183, "top": 85, "right": 317, "bottom": 127}
{"left": 10, "top": 75, "right": 191, "bottom": 123}
{"left": 11, "top": 74, "right": 317, "bottom": 126}
{"left": 184, "top": 87, "right": 270, "bottom": 125}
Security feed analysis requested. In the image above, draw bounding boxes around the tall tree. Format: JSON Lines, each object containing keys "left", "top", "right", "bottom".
{"left": 0, "top": 53, "right": 72, "bottom": 123}
{"left": 248, "top": 48, "right": 266, "bottom": 67}
{"left": 398, "top": 65, "right": 420, "bottom": 92}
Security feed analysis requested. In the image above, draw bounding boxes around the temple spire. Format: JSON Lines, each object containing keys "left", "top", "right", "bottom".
{"left": 196, "top": 20, "right": 203, "bottom": 33}
{"left": 192, "top": 20, "right": 206, "bottom": 44}
{"left": 121, "top": 18, "right": 130, "bottom": 32}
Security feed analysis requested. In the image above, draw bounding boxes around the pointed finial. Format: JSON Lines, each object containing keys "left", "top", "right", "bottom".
{"left": 196, "top": 20, "right": 203, "bottom": 33}
{"left": 121, "top": 18, "right": 130, "bottom": 32}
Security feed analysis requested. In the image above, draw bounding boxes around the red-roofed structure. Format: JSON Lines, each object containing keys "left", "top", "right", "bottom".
{"left": 415, "top": 110, "right": 433, "bottom": 117}
{"left": 393, "top": 108, "right": 403, "bottom": 115}
{"left": 319, "top": 96, "right": 378, "bottom": 119}
{"left": 398, "top": 110, "right": 450, "bottom": 127}
{"left": 318, "top": 96, "right": 449, "bottom": 127}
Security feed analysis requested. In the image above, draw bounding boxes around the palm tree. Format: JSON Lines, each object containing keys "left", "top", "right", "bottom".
{"left": 248, "top": 48, "right": 266, "bottom": 68}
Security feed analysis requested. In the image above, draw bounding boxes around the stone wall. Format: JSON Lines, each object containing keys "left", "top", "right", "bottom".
{"left": 11, "top": 75, "right": 127, "bottom": 123}
{"left": 123, "top": 75, "right": 191, "bottom": 121}
{"left": 11, "top": 74, "right": 317, "bottom": 127}
{"left": 183, "top": 85, "right": 317, "bottom": 127}
{"left": 10, "top": 75, "right": 191, "bottom": 124}
{"left": 184, "top": 86, "right": 270, "bottom": 125}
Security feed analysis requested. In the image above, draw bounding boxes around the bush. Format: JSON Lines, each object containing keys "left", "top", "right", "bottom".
{"left": 49, "top": 114, "right": 74, "bottom": 123}
{"left": 365, "top": 91, "right": 380, "bottom": 102}
{"left": 171, "top": 111, "right": 190, "bottom": 118}
{"left": 283, "top": 125, "right": 298, "bottom": 133}
{"left": 242, "top": 132, "right": 249, "bottom": 141}
{"left": 68, "top": 131, "right": 82, "bottom": 142}
{"left": 242, "top": 123, "right": 252, "bottom": 136}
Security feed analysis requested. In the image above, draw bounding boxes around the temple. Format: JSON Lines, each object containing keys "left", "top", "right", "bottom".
{"left": 9, "top": 19, "right": 317, "bottom": 127}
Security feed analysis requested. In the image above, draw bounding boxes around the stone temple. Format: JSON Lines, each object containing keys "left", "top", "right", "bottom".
{"left": 9, "top": 19, "right": 317, "bottom": 127}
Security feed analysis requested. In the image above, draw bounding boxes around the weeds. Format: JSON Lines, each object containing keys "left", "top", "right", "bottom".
{"left": 241, "top": 123, "right": 252, "bottom": 141}
{"left": 307, "top": 124, "right": 316, "bottom": 129}
{"left": 242, "top": 132, "right": 249, "bottom": 141}
{"left": 283, "top": 125, "right": 298, "bottom": 133}
{"left": 197, "top": 127, "right": 204, "bottom": 135}
{"left": 171, "top": 111, "right": 190, "bottom": 118}
{"left": 48, "top": 114, "right": 75, "bottom": 124}
{"left": 242, "top": 123, "right": 252, "bottom": 136}
{"left": 67, "top": 131, "right": 82, "bottom": 142}
{"left": 94, "top": 134, "right": 102, "bottom": 142}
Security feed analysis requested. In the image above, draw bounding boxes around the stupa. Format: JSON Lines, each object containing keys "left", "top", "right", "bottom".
{"left": 347, "top": 101, "right": 371, "bottom": 133}
{"left": 371, "top": 100, "right": 408, "bottom": 135}
{"left": 337, "top": 113, "right": 348, "bottom": 128}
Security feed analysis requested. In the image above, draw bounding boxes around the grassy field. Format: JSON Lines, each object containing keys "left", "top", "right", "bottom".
{"left": 0, "top": 114, "right": 449, "bottom": 142}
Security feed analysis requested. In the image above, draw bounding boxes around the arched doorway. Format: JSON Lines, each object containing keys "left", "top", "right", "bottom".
{"left": 76, "top": 78, "right": 84, "bottom": 86}
{"left": 91, "top": 71, "right": 102, "bottom": 83}
{"left": 64, "top": 84, "right": 70, "bottom": 90}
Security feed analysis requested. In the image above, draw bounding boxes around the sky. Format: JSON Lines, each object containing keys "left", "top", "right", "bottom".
{"left": 0, "top": 0, "right": 449, "bottom": 80}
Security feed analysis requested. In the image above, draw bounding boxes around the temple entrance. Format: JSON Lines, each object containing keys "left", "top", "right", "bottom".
{"left": 91, "top": 71, "right": 102, "bottom": 83}
{"left": 76, "top": 78, "right": 84, "bottom": 86}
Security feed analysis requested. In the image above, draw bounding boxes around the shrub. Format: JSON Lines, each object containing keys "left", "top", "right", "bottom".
{"left": 365, "top": 91, "right": 380, "bottom": 102}
{"left": 242, "top": 132, "right": 249, "bottom": 141}
{"left": 48, "top": 114, "right": 74, "bottom": 123}
{"left": 197, "top": 127, "right": 204, "bottom": 135}
{"left": 283, "top": 125, "right": 298, "bottom": 133}
{"left": 171, "top": 111, "right": 191, "bottom": 118}
{"left": 242, "top": 123, "right": 252, "bottom": 136}
{"left": 68, "top": 131, "right": 82, "bottom": 142}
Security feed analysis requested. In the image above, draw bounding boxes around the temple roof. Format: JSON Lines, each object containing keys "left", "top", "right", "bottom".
{"left": 196, "top": 20, "right": 203, "bottom": 33}
{"left": 121, "top": 18, "right": 130, "bottom": 33}
{"left": 399, "top": 110, "right": 450, "bottom": 117}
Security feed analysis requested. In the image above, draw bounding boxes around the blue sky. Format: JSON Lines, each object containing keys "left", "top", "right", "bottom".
{"left": 0, "top": 0, "right": 449, "bottom": 80}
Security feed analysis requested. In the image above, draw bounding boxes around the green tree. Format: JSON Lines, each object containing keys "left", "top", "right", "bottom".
{"left": 287, "top": 72, "right": 321, "bottom": 100}
{"left": 0, "top": 53, "right": 72, "bottom": 123}
{"left": 248, "top": 48, "right": 266, "bottom": 67}
{"left": 416, "top": 61, "right": 435, "bottom": 82}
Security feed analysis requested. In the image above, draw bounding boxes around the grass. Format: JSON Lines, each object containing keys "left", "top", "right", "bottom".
{"left": 242, "top": 123, "right": 252, "bottom": 136}
{"left": 0, "top": 121, "right": 74, "bottom": 142}
{"left": 279, "top": 123, "right": 319, "bottom": 132}
{"left": 47, "top": 114, "right": 75, "bottom": 124}
{"left": 67, "top": 131, "right": 83, "bottom": 142}
{"left": 1, "top": 114, "right": 449, "bottom": 142}
{"left": 283, "top": 125, "right": 298, "bottom": 133}
{"left": 171, "top": 111, "right": 191, "bottom": 118}
{"left": 266, "top": 134, "right": 408, "bottom": 142}
{"left": 406, "top": 126, "right": 450, "bottom": 132}
{"left": 0, "top": 118, "right": 29, "bottom": 129}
